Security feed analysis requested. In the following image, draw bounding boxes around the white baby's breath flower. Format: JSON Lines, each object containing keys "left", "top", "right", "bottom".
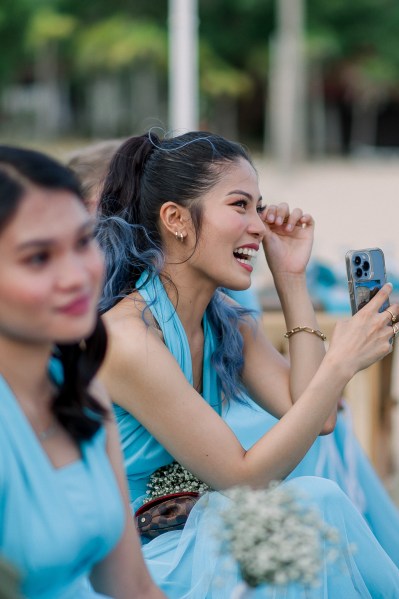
{"left": 144, "top": 461, "right": 211, "bottom": 502}
{"left": 218, "top": 483, "right": 345, "bottom": 589}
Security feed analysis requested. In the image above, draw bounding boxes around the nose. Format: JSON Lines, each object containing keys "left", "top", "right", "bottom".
{"left": 57, "top": 253, "right": 89, "bottom": 291}
{"left": 248, "top": 209, "right": 265, "bottom": 240}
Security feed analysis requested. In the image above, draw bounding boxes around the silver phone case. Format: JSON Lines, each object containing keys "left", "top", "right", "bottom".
{"left": 345, "top": 247, "right": 389, "bottom": 315}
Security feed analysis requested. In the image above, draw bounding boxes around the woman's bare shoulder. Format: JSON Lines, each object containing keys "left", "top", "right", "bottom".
{"left": 102, "top": 291, "right": 161, "bottom": 339}
{"left": 100, "top": 292, "right": 165, "bottom": 381}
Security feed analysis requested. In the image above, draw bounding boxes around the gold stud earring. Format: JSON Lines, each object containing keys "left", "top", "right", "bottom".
{"left": 175, "top": 231, "right": 184, "bottom": 242}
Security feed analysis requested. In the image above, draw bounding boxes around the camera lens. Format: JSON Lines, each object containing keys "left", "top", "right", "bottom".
{"left": 354, "top": 256, "right": 361, "bottom": 266}
{"left": 363, "top": 261, "right": 370, "bottom": 270}
{"left": 355, "top": 268, "right": 363, "bottom": 278}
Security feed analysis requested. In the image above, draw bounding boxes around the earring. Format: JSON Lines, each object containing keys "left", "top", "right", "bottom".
{"left": 175, "top": 231, "right": 184, "bottom": 242}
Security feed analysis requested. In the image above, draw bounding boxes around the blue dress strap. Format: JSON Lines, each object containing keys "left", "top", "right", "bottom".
{"left": 137, "top": 272, "right": 221, "bottom": 414}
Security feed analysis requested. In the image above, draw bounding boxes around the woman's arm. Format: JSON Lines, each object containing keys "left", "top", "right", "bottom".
{"left": 99, "top": 284, "right": 394, "bottom": 492}
{"left": 250, "top": 205, "right": 334, "bottom": 430}
{"left": 239, "top": 274, "right": 336, "bottom": 433}
{"left": 89, "top": 383, "right": 166, "bottom": 599}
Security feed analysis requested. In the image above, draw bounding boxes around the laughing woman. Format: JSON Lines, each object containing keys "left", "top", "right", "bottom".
{"left": 97, "top": 131, "right": 399, "bottom": 598}
{"left": 0, "top": 146, "right": 165, "bottom": 599}
{"left": 67, "top": 136, "right": 399, "bottom": 569}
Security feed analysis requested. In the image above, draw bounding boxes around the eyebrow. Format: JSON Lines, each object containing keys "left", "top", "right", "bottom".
{"left": 227, "top": 190, "right": 263, "bottom": 202}
{"left": 16, "top": 220, "right": 95, "bottom": 252}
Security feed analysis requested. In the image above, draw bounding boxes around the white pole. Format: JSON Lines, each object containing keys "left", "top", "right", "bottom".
{"left": 268, "top": 0, "right": 306, "bottom": 170}
{"left": 168, "top": 0, "right": 199, "bottom": 132}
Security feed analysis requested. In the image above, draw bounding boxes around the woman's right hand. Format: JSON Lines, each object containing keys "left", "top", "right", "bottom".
{"left": 328, "top": 283, "right": 397, "bottom": 379}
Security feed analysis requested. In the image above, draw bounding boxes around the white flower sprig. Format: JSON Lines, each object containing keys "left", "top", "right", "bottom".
{"left": 219, "top": 482, "right": 343, "bottom": 589}
{"left": 144, "top": 461, "right": 211, "bottom": 503}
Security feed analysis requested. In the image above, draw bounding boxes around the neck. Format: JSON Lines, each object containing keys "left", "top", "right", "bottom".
{"left": 0, "top": 337, "right": 54, "bottom": 409}
{"left": 160, "top": 266, "right": 216, "bottom": 335}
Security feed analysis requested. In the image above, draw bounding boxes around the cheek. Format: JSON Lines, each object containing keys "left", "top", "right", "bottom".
{"left": 0, "top": 275, "right": 50, "bottom": 309}
{"left": 204, "top": 208, "right": 236, "bottom": 230}
{"left": 208, "top": 213, "right": 245, "bottom": 241}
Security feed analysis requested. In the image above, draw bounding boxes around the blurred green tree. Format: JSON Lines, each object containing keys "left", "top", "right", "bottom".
{"left": 2, "top": 0, "right": 399, "bottom": 148}
{"left": 0, "top": 0, "right": 39, "bottom": 84}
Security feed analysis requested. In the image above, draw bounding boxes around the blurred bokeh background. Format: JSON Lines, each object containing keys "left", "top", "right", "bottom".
{"left": 1, "top": 0, "right": 399, "bottom": 282}
{"left": 3, "top": 0, "right": 399, "bottom": 159}
{"left": 1, "top": 0, "right": 398, "bottom": 495}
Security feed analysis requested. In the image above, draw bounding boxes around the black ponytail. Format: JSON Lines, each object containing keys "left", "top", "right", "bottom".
{"left": 101, "top": 133, "right": 159, "bottom": 223}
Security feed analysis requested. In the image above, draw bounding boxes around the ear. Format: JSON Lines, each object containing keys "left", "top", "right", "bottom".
{"left": 159, "top": 202, "right": 189, "bottom": 239}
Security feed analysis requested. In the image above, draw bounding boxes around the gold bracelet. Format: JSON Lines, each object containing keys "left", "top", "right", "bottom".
{"left": 284, "top": 326, "right": 327, "bottom": 341}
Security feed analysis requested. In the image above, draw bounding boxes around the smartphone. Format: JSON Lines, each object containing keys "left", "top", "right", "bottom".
{"left": 345, "top": 247, "right": 389, "bottom": 315}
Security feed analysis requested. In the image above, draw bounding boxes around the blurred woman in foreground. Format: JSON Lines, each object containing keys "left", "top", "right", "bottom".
{"left": 0, "top": 145, "right": 165, "bottom": 599}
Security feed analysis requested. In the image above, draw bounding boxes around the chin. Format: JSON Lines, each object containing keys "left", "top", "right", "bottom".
{"left": 54, "top": 321, "right": 97, "bottom": 345}
{"left": 223, "top": 272, "right": 252, "bottom": 291}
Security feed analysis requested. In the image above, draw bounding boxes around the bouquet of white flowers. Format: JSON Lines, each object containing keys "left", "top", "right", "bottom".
{"left": 219, "top": 483, "right": 343, "bottom": 592}
{"left": 143, "top": 461, "right": 211, "bottom": 503}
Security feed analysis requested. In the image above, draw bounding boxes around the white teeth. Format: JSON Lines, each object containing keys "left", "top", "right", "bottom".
{"left": 234, "top": 249, "right": 258, "bottom": 267}
{"left": 236, "top": 256, "right": 257, "bottom": 266}
{"left": 234, "top": 247, "right": 257, "bottom": 257}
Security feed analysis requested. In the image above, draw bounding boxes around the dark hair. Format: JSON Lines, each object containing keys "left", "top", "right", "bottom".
{"left": 97, "top": 131, "right": 256, "bottom": 402}
{"left": 0, "top": 145, "right": 107, "bottom": 441}
{"left": 99, "top": 131, "right": 253, "bottom": 302}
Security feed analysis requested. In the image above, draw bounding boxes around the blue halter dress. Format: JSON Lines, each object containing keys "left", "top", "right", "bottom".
{"left": 115, "top": 274, "right": 399, "bottom": 598}
{"left": 0, "top": 375, "right": 125, "bottom": 599}
{"left": 225, "top": 288, "right": 399, "bottom": 567}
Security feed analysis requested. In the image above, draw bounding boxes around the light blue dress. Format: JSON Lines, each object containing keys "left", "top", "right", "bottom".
{"left": 0, "top": 375, "right": 125, "bottom": 599}
{"left": 225, "top": 288, "right": 399, "bottom": 567}
{"left": 115, "top": 274, "right": 399, "bottom": 598}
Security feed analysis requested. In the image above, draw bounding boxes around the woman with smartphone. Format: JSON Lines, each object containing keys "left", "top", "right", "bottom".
{"left": 69, "top": 137, "right": 399, "bottom": 569}
{"left": 0, "top": 146, "right": 165, "bottom": 599}
{"left": 96, "top": 130, "right": 399, "bottom": 597}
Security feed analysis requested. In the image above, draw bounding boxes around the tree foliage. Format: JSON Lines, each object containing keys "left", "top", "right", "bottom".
{"left": 2, "top": 0, "right": 399, "bottom": 140}
{"left": 0, "top": 0, "right": 38, "bottom": 82}
{"left": 3, "top": 0, "right": 399, "bottom": 89}
{"left": 74, "top": 17, "right": 167, "bottom": 73}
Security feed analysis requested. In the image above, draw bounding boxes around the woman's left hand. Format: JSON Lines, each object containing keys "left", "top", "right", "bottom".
{"left": 260, "top": 202, "right": 314, "bottom": 277}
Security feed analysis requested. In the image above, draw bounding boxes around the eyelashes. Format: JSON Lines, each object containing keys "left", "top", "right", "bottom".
{"left": 25, "top": 252, "right": 50, "bottom": 267}
{"left": 232, "top": 199, "right": 265, "bottom": 213}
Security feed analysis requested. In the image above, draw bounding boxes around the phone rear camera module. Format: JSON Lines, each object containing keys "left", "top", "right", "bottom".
{"left": 354, "top": 255, "right": 362, "bottom": 266}
{"left": 355, "top": 268, "right": 363, "bottom": 278}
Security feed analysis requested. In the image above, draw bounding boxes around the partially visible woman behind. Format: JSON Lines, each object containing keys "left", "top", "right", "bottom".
{"left": 65, "top": 139, "right": 124, "bottom": 215}
{"left": 224, "top": 288, "right": 399, "bottom": 565}
{"left": 0, "top": 146, "right": 165, "bottom": 599}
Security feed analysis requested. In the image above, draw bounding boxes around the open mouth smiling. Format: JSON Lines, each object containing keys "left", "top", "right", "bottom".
{"left": 233, "top": 247, "right": 258, "bottom": 268}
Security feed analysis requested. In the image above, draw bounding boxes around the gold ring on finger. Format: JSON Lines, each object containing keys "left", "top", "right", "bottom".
{"left": 386, "top": 308, "right": 397, "bottom": 324}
